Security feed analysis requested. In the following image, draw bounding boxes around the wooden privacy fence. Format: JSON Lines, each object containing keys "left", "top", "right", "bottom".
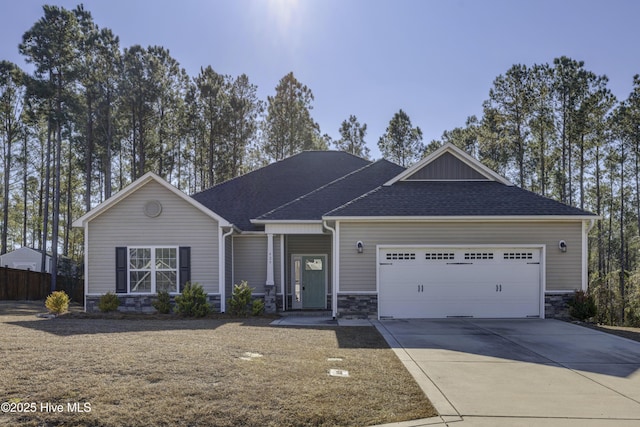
{"left": 0, "top": 267, "right": 84, "bottom": 302}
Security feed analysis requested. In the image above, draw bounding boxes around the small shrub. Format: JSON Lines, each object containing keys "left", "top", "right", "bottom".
{"left": 45, "top": 290, "right": 70, "bottom": 314}
{"left": 98, "top": 292, "right": 120, "bottom": 312}
{"left": 251, "top": 298, "right": 265, "bottom": 316}
{"left": 152, "top": 290, "right": 172, "bottom": 314}
{"left": 174, "top": 282, "right": 211, "bottom": 317}
{"left": 568, "top": 290, "right": 597, "bottom": 321}
{"left": 227, "top": 281, "right": 253, "bottom": 316}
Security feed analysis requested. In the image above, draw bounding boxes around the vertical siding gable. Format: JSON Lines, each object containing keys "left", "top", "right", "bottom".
{"left": 87, "top": 180, "right": 219, "bottom": 295}
{"left": 406, "top": 152, "right": 488, "bottom": 181}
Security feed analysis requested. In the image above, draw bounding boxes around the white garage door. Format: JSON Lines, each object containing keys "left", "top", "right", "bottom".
{"left": 378, "top": 247, "right": 542, "bottom": 318}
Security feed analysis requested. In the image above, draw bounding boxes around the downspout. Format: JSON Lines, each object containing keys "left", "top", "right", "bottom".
{"left": 83, "top": 222, "right": 89, "bottom": 312}
{"left": 323, "top": 220, "right": 337, "bottom": 319}
{"left": 220, "top": 226, "right": 235, "bottom": 313}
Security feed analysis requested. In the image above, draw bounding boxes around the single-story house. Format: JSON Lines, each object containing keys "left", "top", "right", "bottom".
{"left": 0, "top": 247, "right": 53, "bottom": 273}
{"left": 72, "top": 143, "right": 597, "bottom": 318}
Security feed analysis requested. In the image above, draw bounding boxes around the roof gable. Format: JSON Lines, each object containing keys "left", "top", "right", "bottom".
{"left": 385, "top": 143, "right": 512, "bottom": 186}
{"left": 72, "top": 172, "right": 231, "bottom": 228}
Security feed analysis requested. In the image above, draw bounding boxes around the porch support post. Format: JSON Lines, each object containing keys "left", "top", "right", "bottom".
{"left": 264, "top": 233, "right": 276, "bottom": 313}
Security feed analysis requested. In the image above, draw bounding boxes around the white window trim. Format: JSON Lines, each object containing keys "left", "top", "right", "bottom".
{"left": 127, "top": 246, "right": 179, "bottom": 294}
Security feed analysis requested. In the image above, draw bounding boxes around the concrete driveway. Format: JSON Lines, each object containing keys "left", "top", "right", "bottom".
{"left": 375, "top": 319, "right": 640, "bottom": 426}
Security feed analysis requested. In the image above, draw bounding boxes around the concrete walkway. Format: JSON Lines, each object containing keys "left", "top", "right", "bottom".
{"left": 374, "top": 318, "right": 640, "bottom": 426}
{"left": 269, "top": 316, "right": 373, "bottom": 327}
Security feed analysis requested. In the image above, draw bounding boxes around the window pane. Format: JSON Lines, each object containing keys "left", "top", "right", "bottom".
{"left": 156, "top": 271, "right": 177, "bottom": 293}
{"left": 129, "top": 248, "right": 151, "bottom": 270}
{"left": 156, "top": 248, "right": 176, "bottom": 269}
{"left": 130, "top": 271, "right": 151, "bottom": 293}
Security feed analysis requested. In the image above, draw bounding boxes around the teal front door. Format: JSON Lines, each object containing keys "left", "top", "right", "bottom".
{"left": 300, "top": 255, "right": 326, "bottom": 309}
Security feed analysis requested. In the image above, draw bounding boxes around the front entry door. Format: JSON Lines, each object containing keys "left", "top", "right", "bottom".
{"left": 292, "top": 255, "right": 327, "bottom": 309}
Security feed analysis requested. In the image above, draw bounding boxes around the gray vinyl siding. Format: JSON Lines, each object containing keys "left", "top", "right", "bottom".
{"left": 87, "top": 180, "right": 219, "bottom": 294}
{"left": 232, "top": 235, "right": 282, "bottom": 294}
{"left": 285, "top": 234, "right": 332, "bottom": 294}
{"left": 338, "top": 221, "right": 583, "bottom": 292}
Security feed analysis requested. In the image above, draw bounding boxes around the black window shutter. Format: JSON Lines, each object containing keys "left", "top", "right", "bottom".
{"left": 179, "top": 246, "right": 191, "bottom": 292}
{"left": 115, "top": 247, "right": 127, "bottom": 293}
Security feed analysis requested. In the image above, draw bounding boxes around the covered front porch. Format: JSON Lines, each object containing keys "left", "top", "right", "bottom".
{"left": 230, "top": 223, "right": 334, "bottom": 315}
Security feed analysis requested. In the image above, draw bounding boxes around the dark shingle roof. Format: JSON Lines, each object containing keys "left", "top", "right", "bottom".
{"left": 255, "top": 159, "right": 405, "bottom": 221}
{"left": 191, "top": 151, "right": 370, "bottom": 231}
{"left": 325, "top": 181, "right": 597, "bottom": 217}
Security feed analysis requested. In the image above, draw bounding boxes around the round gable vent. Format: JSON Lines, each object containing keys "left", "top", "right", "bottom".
{"left": 144, "top": 200, "right": 163, "bottom": 218}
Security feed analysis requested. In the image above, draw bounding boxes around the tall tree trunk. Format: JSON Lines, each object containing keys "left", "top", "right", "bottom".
{"left": 84, "top": 93, "right": 93, "bottom": 211}
{"left": 105, "top": 92, "right": 112, "bottom": 199}
{"left": 561, "top": 93, "right": 568, "bottom": 204}
{"left": 539, "top": 121, "right": 546, "bottom": 196}
{"left": 50, "top": 81, "right": 63, "bottom": 291}
{"left": 580, "top": 133, "right": 585, "bottom": 210}
{"left": 619, "top": 145, "right": 625, "bottom": 325}
{"left": 22, "top": 132, "right": 28, "bottom": 247}
{"left": 595, "top": 145, "right": 604, "bottom": 283}
{"left": 635, "top": 140, "right": 640, "bottom": 235}
{"left": 64, "top": 146, "right": 72, "bottom": 256}
{"left": 131, "top": 106, "right": 137, "bottom": 180}
{"left": 41, "top": 118, "right": 52, "bottom": 274}
{"left": 2, "top": 129, "right": 11, "bottom": 255}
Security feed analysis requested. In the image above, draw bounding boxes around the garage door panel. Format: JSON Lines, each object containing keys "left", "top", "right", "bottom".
{"left": 379, "top": 247, "right": 542, "bottom": 319}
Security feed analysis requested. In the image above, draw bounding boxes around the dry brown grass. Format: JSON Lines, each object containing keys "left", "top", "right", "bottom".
{"left": 0, "top": 301, "right": 436, "bottom": 426}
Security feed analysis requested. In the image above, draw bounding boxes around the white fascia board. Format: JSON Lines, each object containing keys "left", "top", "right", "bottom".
{"left": 322, "top": 215, "right": 600, "bottom": 222}
{"left": 250, "top": 219, "right": 322, "bottom": 224}
{"left": 384, "top": 142, "right": 513, "bottom": 186}
{"left": 72, "top": 171, "right": 232, "bottom": 228}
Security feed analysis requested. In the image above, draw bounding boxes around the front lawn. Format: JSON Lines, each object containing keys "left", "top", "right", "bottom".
{"left": 0, "top": 302, "right": 436, "bottom": 426}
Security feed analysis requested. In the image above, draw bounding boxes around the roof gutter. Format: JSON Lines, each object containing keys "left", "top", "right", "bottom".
{"left": 322, "top": 215, "right": 601, "bottom": 222}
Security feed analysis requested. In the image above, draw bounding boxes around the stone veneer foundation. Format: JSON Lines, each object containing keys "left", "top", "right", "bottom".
{"left": 336, "top": 294, "right": 378, "bottom": 319}
{"left": 85, "top": 294, "right": 221, "bottom": 313}
{"left": 334, "top": 292, "right": 575, "bottom": 319}
{"left": 544, "top": 293, "right": 574, "bottom": 319}
{"left": 85, "top": 292, "right": 574, "bottom": 319}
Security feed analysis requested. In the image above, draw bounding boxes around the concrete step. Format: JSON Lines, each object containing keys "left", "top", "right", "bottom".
{"left": 279, "top": 310, "right": 333, "bottom": 317}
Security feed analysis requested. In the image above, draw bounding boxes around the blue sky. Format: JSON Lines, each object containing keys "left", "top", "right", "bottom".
{"left": 1, "top": 0, "right": 640, "bottom": 159}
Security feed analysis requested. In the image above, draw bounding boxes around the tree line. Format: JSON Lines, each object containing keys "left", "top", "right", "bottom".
{"left": 1, "top": 5, "right": 638, "bottom": 325}
{"left": 0, "top": 5, "right": 375, "bottom": 282}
